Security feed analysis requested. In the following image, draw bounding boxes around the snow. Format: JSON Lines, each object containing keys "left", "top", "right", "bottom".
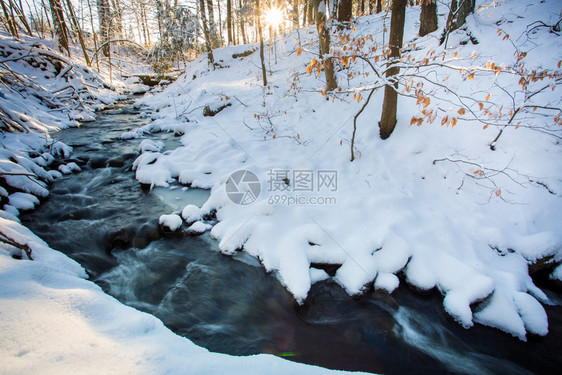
{"left": 310, "top": 267, "right": 331, "bottom": 284}
{"left": 0, "top": 216, "right": 369, "bottom": 375}
{"left": 159, "top": 214, "right": 183, "bottom": 231}
{"left": 187, "top": 221, "right": 213, "bottom": 234}
{"left": 513, "top": 292, "right": 549, "bottom": 336}
{"left": 128, "top": 0, "right": 562, "bottom": 340}
{"left": 139, "top": 139, "right": 165, "bottom": 153}
{"left": 0, "top": 28, "right": 372, "bottom": 375}
{"left": 132, "top": 83, "right": 150, "bottom": 94}
{"left": 8, "top": 192, "right": 40, "bottom": 211}
{"left": 551, "top": 264, "right": 562, "bottom": 283}
{"left": 182, "top": 204, "right": 203, "bottom": 223}
{"left": 1, "top": 0, "right": 561, "bottom": 371}
{"left": 374, "top": 273, "right": 400, "bottom": 293}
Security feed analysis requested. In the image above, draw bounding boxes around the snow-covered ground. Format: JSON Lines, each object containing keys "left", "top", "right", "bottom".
{"left": 129, "top": 0, "right": 562, "bottom": 342}
{"left": 0, "top": 217, "right": 368, "bottom": 374}
{"left": 1, "top": 0, "right": 562, "bottom": 373}
{"left": 0, "top": 30, "right": 368, "bottom": 375}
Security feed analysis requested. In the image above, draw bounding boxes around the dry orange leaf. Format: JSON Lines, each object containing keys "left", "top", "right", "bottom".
{"left": 458, "top": 108, "right": 466, "bottom": 115}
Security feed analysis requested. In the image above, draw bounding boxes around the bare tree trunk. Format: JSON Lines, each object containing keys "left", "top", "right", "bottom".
{"left": 292, "top": 0, "right": 299, "bottom": 26}
{"left": 337, "top": 0, "right": 352, "bottom": 23}
{"left": 65, "top": 0, "right": 90, "bottom": 65}
{"left": 419, "top": 0, "right": 437, "bottom": 37}
{"left": 199, "top": 0, "right": 215, "bottom": 66}
{"left": 217, "top": 0, "right": 223, "bottom": 43}
{"left": 8, "top": 0, "right": 32, "bottom": 35}
{"left": 376, "top": 0, "right": 382, "bottom": 13}
{"left": 141, "top": 2, "right": 151, "bottom": 46}
{"left": 207, "top": 0, "right": 219, "bottom": 47}
{"left": 227, "top": 0, "right": 233, "bottom": 44}
{"left": 307, "top": 0, "right": 314, "bottom": 24}
{"left": 96, "top": 0, "right": 112, "bottom": 57}
{"left": 86, "top": 0, "right": 100, "bottom": 70}
{"left": 110, "top": 0, "right": 123, "bottom": 40}
{"left": 0, "top": 0, "right": 18, "bottom": 37}
{"left": 31, "top": 0, "right": 45, "bottom": 36}
{"left": 379, "top": 0, "right": 406, "bottom": 139}
{"left": 48, "top": 0, "right": 71, "bottom": 55}
{"left": 255, "top": 0, "right": 267, "bottom": 86}
{"left": 238, "top": 0, "right": 247, "bottom": 44}
{"left": 40, "top": 0, "right": 53, "bottom": 38}
{"left": 313, "top": 0, "right": 337, "bottom": 91}
{"left": 446, "top": 0, "right": 475, "bottom": 33}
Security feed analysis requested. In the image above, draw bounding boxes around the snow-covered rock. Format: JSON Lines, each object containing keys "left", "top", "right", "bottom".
{"left": 159, "top": 214, "right": 183, "bottom": 231}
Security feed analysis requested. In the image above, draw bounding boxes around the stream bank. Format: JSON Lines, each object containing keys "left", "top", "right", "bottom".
{"left": 21, "top": 100, "right": 562, "bottom": 375}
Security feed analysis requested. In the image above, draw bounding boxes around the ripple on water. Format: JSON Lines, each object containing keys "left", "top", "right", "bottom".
{"left": 20, "top": 100, "right": 562, "bottom": 375}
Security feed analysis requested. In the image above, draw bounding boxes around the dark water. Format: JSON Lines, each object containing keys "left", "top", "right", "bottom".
{"left": 22, "top": 100, "right": 562, "bottom": 375}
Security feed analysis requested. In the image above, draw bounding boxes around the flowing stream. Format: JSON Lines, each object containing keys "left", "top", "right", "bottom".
{"left": 22, "top": 100, "right": 562, "bottom": 375}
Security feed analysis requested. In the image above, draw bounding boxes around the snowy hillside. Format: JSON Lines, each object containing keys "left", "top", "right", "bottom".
{"left": 130, "top": 0, "right": 562, "bottom": 341}
{"left": 0, "top": 32, "right": 120, "bottom": 207}
{"left": 1, "top": 0, "right": 561, "bottom": 373}
{"left": 0, "top": 31, "right": 367, "bottom": 374}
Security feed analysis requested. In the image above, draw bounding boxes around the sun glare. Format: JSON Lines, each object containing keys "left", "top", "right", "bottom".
{"left": 264, "top": 7, "right": 285, "bottom": 28}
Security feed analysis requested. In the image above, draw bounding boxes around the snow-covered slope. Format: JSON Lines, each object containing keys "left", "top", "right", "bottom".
{"left": 0, "top": 217, "right": 368, "bottom": 374}
{"left": 0, "top": 32, "right": 121, "bottom": 215}
{"left": 0, "top": 33, "right": 367, "bottom": 374}
{"left": 130, "top": 0, "right": 562, "bottom": 341}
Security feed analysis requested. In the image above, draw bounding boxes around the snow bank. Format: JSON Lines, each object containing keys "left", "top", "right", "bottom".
{"left": 159, "top": 214, "right": 183, "bottom": 231}
{"left": 0, "top": 215, "right": 368, "bottom": 374}
{"left": 0, "top": 32, "right": 120, "bottom": 217}
{"left": 131, "top": 0, "right": 562, "bottom": 340}
{"left": 0, "top": 32, "right": 371, "bottom": 375}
